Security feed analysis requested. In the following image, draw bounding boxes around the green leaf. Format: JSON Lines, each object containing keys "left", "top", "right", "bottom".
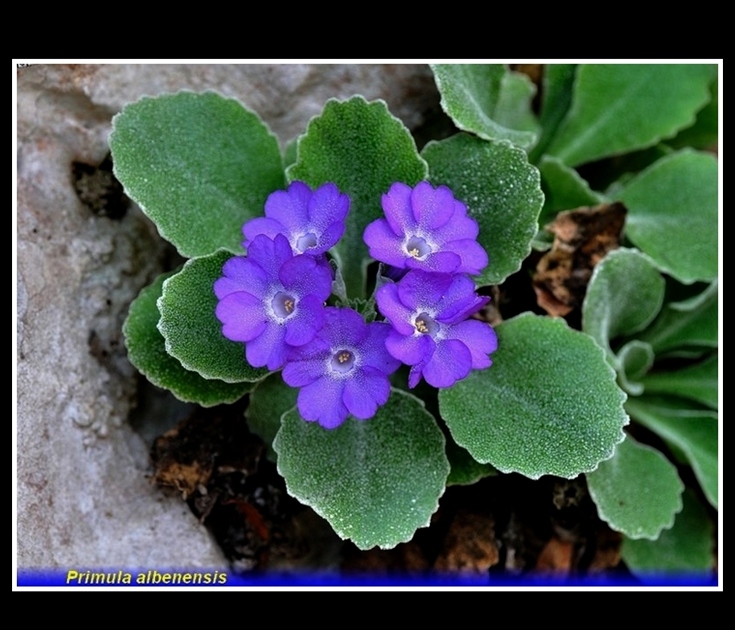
{"left": 287, "top": 97, "right": 427, "bottom": 299}
{"left": 422, "top": 133, "right": 544, "bottom": 287}
{"left": 158, "top": 250, "right": 269, "bottom": 383}
{"left": 617, "top": 149, "right": 718, "bottom": 284}
{"left": 626, "top": 396, "right": 718, "bottom": 509}
{"left": 431, "top": 64, "right": 538, "bottom": 149}
{"left": 492, "top": 71, "right": 540, "bottom": 138}
{"left": 110, "top": 91, "right": 284, "bottom": 257}
{"left": 537, "top": 155, "right": 605, "bottom": 226}
{"left": 581, "top": 248, "right": 665, "bottom": 396}
{"left": 640, "top": 354, "right": 718, "bottom": 410}
{"left": 123, "top": 272, "right": 253, "bottom": 406}
{"left": 439, "top": 313, "right": 628, "bottom": 479}
{"left": 600, "top": 144, "right": 676, "bottom": 198}
{"left": 621, "top": 490, "right": 714, "bottom": 580}
{"left": 246, "top": 373, "right": 298, "bottom": 462}
{"left": 582, "top": 248, "right": 666, "bottom": 365}
{"left": 635, "top": 280, "right": 718, "bottom": 355}
{"left": 617, "top": 340, "right": 655, "bottom": 396}
{"left": 529, "top": 64, "right": 577, "bottom": 163}
{"left": 668, "top": 75, "right": 719, "bottom": 151}
{"left": 283, "top": 137, "right": 298, "bottom": 171}
{"left": 445, "top": 439, "right": 497, "bottom": 486}
{"left": 546, "top": 64, "right": 714, "bottom": 167}
{"left": 274, "top": 389, "right": 449, "bottom": 550}
{"left": 586, "top": 436, "right": 684, "bottom": 539}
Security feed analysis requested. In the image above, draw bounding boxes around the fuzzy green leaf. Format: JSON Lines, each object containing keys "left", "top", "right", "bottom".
{"left": 274, "top": 389, "right": 449, "bottom": 550}
{"left": 618, "top": 150, "right": 718, "bottom": 284}
{"left": 537, "top": 155, "right": 605, "bottom": 226}
{"left": 617, "top": 340, "right": 655, "bottom": 396}
{"left": 626, "top": 396, "right": 718, "bottom": 509}
{"left": 668, "top": 75, "right": 719, "bottom": 151}
{"left": 600, "top": 145, "right": 676, "bottom": 199}
{"left": 422, "top": 133, "right": 544, "bottom": 287}
{"left": 546, "top": 64, "right": 715, "bottom": 167}
{"left": 439, "top": 313, "right": 628, "bottom": 479}
{"left": 246, "top": 373, "right": 298, "bottom": 462}
{"left": 635, "top": 280, "right": 718, "bottom": 355}
{"left": 110, "top": 91, "right": 284, "bottom": 257}
{"left": 529, "top": 64, "right": 577, "bottom": 162}
{"left": 640, "top": 354, "right": 718, "bottom": 410}
{"left": 158, "top": 251, "right": 269, "bottom": 383}
{"left": 123, "top": 272, "right": 253, "bottom": 406}
{"left": 582, "top": 248, "right": 666, "bottom": 369}
{"left": 287, "top": 96, "right": 427, "bottom": 299}
{"left": 586, "top": 436, "right": 684, "bottom": 539}
{"left": 431, "top": 64, "right": 538, "bottom": 149}
{"left": 621, "top": 490, "right": 714, "bottom": 580}
{"left": 446, "top": 439, "right": 497, "bottom": 486}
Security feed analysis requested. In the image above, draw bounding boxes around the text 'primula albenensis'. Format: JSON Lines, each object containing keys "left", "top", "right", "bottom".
{"left": 215, "top": 180, "right": 498, "bottom": 428}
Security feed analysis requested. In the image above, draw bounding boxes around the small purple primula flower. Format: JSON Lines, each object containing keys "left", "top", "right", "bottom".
{"left": 282, "top": 307, "right": 400, "bottom": 429}
{"left": 243, "top": 181, "right": 350, "bottom": 256}
{"left": 376, "top": 270, "right": 498, "bottom": 389}
{"left": 214, "top": 233, "right": 332, "bottom": 371}
{"left": 363, "top": 181, "right": 488, "bottom": 275}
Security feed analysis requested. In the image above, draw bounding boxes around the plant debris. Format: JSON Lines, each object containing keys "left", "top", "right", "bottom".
{"left": 533, "top": 202, "right": 627, "bottom": 317}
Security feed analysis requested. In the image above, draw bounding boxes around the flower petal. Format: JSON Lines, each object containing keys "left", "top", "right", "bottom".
{"left": 448, "top": 239, "right": 489, "bottom": 276}
{"left": 363, "top": 219, "right": 406, "bottom": 268}
{"left": 263, "top": 181, "right": 311, "bottom": 231}
{"left": 245, "top": 233, "right": 293, "bottom": 279}
{"left": 434, "top": 207, "right": 480, "bottom": 242}
{"left": 322, "top": 306, "right": 369, "bottom": 348}
{"left": 396, "top": 270, "right": 453, "bottom": 310}
{"left": 245, "top": 322, "right": 288, "bottom": 370}
{"left": 343, "top": 367, "right": 391, "bottom": 419}
{"left": 381, "top": 182, "right": 415, "bottom": 236}
{"left": 375, "top": 284, "right": 415, "bottom": 335}
{"left": 434, "top": 274, "right": 488, "bottom": 324}
{"left": 360, "top": 322, "right": 401, "bottom": 374}
{"left": 407, "top": 250, "right": 462, "bottom": 273}
{"left": 279, "top": 254, "right": 333, "bottom": 301}
{"left": 308, "top": 182, "right": 350, "bottom": 230}
{"left": 282, "top": 354, "right": 327, "bottom": 387}
{"left": 284, "top": 294, "right": 325, "bottom": 346}
{"left": 215, "top": 256, "right": 268, "bottom": 298}
{"left": 411, "top": 181, "right": 456, "bottom": 231}
{"left": 445, "top": 319, "right": 498, "bottom": 369}
{"left": 408, "top": 362, "right": 425, "bottom": 389}
{"left": 385, "top": 330, "right": 434, "bottom": 366}
{"left": 421, "top": 338, "right": 472, "bottom": 388}
{"left": 242, "top": 217, "right": 287, "bottom": 248}
{"left": 316, "top": 220, "right": 346, "bottom": 254}
{"left": 297, "top": 377, "right": 348, "bottom": 429}
{"left": 215, "top": 292, "right": 267, "bottom": 342}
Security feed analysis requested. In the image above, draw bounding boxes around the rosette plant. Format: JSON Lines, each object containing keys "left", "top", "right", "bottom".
{"left": 113, "top": 63, "right": 718, "bottom": 579}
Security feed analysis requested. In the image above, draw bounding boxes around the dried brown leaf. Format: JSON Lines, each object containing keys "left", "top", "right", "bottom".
{"left": 533, "top": 202, "right": 627, "bottom": 317}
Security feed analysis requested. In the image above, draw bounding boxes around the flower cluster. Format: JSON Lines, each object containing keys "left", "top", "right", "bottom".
{"left": 215, "top": 180, "right": 497, "bottom": 428}
{"left": 365, "top": 181, "right": 498, "bottom": 389}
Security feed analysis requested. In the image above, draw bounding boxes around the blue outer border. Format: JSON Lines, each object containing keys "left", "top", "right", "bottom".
{"left": 16, "top": 569, "right": 718, "bottom": 588}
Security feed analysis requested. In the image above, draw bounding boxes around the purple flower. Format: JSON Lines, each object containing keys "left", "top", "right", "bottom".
{"left": 243, "top": 181, "right": 349, "bottom": 256}
{"left": 375, "top": 270, "right": 498, "bottom": 389}
{"left": 214, "top": 234, "right": 333, "bottom": 371}
{"left": 282, "top": 308, "right": 400, "bottom": 429}
{"left": 363, "top": 181, "right": 488, "bottom": 275}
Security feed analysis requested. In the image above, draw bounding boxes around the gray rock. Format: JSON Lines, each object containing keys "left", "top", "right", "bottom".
{"left": 16, "top": 63, "right": 438, "bottom": 572}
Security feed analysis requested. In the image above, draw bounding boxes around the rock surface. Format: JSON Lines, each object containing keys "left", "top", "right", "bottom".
{"left": 15, "top": 63, "right": 438, "bottom": 571}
